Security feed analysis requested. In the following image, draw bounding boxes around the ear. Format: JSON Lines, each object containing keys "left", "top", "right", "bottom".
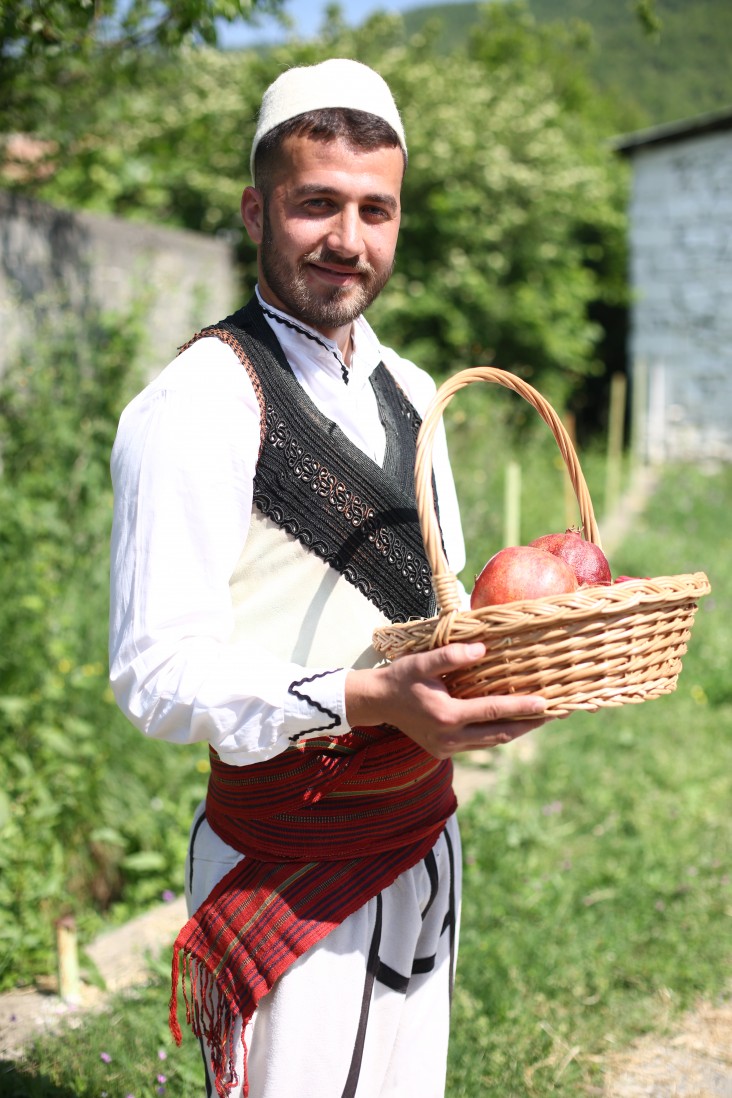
{"left": 241, "top": 186, "right": 264, "bottom": 245}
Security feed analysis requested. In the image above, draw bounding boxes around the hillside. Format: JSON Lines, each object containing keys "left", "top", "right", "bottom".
{"left": 401, "top": 0, "right": 732, "bottom": 128}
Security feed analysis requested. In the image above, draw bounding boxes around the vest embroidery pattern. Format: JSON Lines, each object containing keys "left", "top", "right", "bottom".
{"left": 184, "top": 297, "right": 436, "bottom": 624}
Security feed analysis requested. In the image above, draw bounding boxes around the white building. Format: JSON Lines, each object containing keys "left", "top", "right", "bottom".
{"left": 616, "top": 106, "right": 732, "bottom": 463}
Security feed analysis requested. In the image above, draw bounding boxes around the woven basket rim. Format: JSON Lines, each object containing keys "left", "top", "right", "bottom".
{"left": 374, "top": 571, "right": 712, "bottom": 650}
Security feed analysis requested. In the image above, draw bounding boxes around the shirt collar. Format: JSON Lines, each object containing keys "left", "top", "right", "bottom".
{"left": 255, "top": 286, "right": 383, "bottom": 389}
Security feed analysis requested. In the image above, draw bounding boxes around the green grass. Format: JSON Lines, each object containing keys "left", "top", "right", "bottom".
{"left": 449, "top": 460, "right": 732, "bottom": 1095}
{"left": 4, "top": 463, "right": 730, "bottom": 1097}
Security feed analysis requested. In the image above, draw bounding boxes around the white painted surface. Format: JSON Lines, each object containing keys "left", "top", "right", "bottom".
{"left": 626, "top": 127, "right": 732, "bottom": 461}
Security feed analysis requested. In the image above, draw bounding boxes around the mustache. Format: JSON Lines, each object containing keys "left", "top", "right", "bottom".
{"left": 304, "top": 249, "right": 374, "bottom": 275}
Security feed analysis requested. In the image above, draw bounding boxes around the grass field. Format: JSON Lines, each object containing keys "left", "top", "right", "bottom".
{"left": 3, "top": 458, "right": 730, "bottom": 1098}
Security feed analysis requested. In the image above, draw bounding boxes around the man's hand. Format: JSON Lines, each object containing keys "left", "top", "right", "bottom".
{"left": 345, "top": 643, "right": 549, "bottom": 759}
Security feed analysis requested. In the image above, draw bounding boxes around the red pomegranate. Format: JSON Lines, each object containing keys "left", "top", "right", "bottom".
{"left": 529, "top": 528, "right": 611, "bottom": 587}
{"left": 470, "top": 545, "right": 579, "bottom": 609}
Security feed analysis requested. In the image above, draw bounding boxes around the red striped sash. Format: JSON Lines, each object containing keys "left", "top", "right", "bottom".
{"left": 170, "top": 726, "right": 456, "bottom": 1097}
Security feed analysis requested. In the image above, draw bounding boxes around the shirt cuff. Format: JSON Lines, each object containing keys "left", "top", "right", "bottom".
{"left": 283, "top": 667, "right": 349, "bottom": 743}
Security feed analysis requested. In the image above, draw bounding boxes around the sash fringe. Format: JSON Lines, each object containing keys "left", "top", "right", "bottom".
{"left": 171, "top": 950, "right": 245, "bottom": 1098}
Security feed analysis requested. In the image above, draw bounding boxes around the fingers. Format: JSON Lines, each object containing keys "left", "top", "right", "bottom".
{"left": 411, "top": 641, "right": 488, "bottom": 677}
{"left": 386, "top": 643, "right": 548, "bottom": 735}
{"left": 403, "top": 645, "right": 545, "bottom": 716}
{"left": 439, "top": 716, "right": 548, "bottom": 755}
{"left": 457, "top": 716, "right": 549, "bottom": 753}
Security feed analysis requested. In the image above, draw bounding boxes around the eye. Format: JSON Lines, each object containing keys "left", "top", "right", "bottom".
{"left": 301, "top": 196, "right": 335, "bottom": 214}
{"left": 362, "top": 204, "right": 393, "bottom": 222}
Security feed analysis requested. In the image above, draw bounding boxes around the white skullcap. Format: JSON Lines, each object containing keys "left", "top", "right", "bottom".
{"left": 250, "top": 58, "right": 407, "bottom": 179}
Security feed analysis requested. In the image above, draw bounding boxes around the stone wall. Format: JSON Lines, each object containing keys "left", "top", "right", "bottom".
{"left": 0, "top": 192, "right": 240, "bottom": 380}
{"left": 626, "top": 126, "right": 732, "bottom": 462}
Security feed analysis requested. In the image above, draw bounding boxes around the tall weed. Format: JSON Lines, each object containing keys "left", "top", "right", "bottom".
{"left": 0, "top": 300, "right": 208, "bottom": 990}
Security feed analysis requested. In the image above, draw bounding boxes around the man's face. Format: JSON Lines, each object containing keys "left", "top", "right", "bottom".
{"left": 242, "top": 134, "right": 403, "bottom": 344}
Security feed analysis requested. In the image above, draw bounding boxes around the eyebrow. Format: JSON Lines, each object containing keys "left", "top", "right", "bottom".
{"left": 291, "top": 183, "right": 399, "bottom": 214}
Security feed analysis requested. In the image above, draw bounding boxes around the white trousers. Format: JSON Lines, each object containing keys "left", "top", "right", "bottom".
{"left": 184, "top": 803, "right": 462, "bottom": 1098}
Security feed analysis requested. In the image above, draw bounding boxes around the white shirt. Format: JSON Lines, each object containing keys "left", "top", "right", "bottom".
{"left": 109, "top": 290, "right": 466, "bottom": 765}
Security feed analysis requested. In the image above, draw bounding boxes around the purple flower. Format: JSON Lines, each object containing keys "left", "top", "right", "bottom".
{"left": 158, "top": 1049, "right": 168, "bottom": 1061}
{"left": 100, "top": 1052, "right": 112, "bottom": 1064}
{"left": 157, "top": 1075, "right": 167, "bottom": 1085}
{"left": 541, "top": 800, "right": 563, "bottom": 816}
{"left": 161, "top": 889, "right": 176, "bottom": 903}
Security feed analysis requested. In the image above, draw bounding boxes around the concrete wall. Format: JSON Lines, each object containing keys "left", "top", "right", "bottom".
{"left": 627, "top": 128, "right": 732, "bottom": 462}
{"left": 0, "top": 192, "right": 240, "bottom": 379}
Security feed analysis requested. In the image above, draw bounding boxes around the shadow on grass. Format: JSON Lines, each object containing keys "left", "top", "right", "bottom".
{"left": 0, "top": 1058, "right": 79, "bottom": 1098}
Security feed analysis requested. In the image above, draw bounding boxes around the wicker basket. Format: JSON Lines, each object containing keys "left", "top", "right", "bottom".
{"left": 372, "top": 367, "right": 711, "bottom": 717}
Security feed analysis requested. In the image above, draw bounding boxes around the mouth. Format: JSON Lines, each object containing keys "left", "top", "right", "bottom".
{"left": 308, "top": 261, "right": 365, "bottom": 289}
{"left": 305, "top": 251, "right": 373, "bottom": 289}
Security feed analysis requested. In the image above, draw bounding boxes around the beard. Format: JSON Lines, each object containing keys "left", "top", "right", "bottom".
{"left": 259, "top": 206, "right": 394, "bottom": 331}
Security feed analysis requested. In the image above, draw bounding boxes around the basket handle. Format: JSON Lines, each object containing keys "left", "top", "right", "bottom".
{"left": 415, "top": 367, "right": 602, "bottom": 619}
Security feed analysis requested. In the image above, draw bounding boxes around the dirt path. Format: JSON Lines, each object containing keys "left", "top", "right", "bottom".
{"left": 602, "top": 996, "right": 732, "bottom": 1097}
{"left": 0, "top": 896, "right": 187, "bottom": 1060}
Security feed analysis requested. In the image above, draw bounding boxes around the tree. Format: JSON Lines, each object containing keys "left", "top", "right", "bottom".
{"left": 0, "top": 0, "right": 286, "bottom": 134}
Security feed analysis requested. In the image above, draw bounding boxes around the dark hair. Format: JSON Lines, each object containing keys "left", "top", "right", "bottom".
{"left": 253, "top": 107, "right": 407, "bottom": 191}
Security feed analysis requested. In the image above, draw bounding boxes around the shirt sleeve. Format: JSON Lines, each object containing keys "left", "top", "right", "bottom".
{"left": 108, "top": 338, "right": 349, "bottom": 766}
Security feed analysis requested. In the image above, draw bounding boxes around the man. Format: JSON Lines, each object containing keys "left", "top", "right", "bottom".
{"left": 109, "top": 58, "right": 547, "bottom": 1098}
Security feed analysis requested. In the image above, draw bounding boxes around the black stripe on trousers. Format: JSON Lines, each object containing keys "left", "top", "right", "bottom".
{"left": 340, "top": 828, "right": 458, "bottom": 1097}
{"left": 340, "top": 891, "right": 384, "bottom": 1098}
{"left": 200, "top": 1037, "right": 214, "bottom": 1098}
{"left": 188, "top": 808, "right": 208, "bottom": 895}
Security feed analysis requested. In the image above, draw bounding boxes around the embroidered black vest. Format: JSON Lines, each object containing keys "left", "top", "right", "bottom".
{"left": 186, "top": 296, "right": 436, "bottom": 625}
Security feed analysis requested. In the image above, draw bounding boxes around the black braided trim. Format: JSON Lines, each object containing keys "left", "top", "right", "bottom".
{"left": 287, "top": 670, "right": 342, "bottom": 740}
{"left": 260, "top": 303, "right": 350, "bottom": 384}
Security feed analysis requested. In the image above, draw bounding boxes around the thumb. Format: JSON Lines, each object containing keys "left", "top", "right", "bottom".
{"left": 417, "top": 642, "right": 487, "bottom": 677}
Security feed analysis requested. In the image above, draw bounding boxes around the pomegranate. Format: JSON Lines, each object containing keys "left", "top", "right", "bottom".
{"left": 470, "top": 545, "right": 578, "bottom": 609}
{"left": 529, "top": 528, "right": 611, "bottom": 586}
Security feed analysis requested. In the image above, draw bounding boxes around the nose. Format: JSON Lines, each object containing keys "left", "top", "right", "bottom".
{"left": 326, "top": 204, "right": 364, "bottom": 258}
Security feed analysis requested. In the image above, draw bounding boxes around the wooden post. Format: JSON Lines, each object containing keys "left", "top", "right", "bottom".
{"left": 504, "top": 461, "right": 521, "bottom": 546}
{"left": 605, "top": 373, "right": 627, "bottom": 517}
{"left": 631, "top": 356, "right": 648, "bottom": 469}
{"left": 57, "top": 915, "right": 82, "bottom": 1004}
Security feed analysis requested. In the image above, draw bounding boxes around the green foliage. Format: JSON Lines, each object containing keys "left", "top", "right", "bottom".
{"left": 0, "top": 299, "right": 209, "bottom": 991}
{"left": 403, "top": 0, "right": 732, "bottom": 127}
{"left": 0, "top": 0, "right": 286, "bottom": 133}
{"left": 3, "top": 969, "right": 204, "bottom": 1096}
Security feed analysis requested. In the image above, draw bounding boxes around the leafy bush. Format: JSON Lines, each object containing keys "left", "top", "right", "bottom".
{"left": 5, "top": 10, "right": 629, "bottom": 413}
{"left": 0, "top": 299, "right": 208, "bottom": 990}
